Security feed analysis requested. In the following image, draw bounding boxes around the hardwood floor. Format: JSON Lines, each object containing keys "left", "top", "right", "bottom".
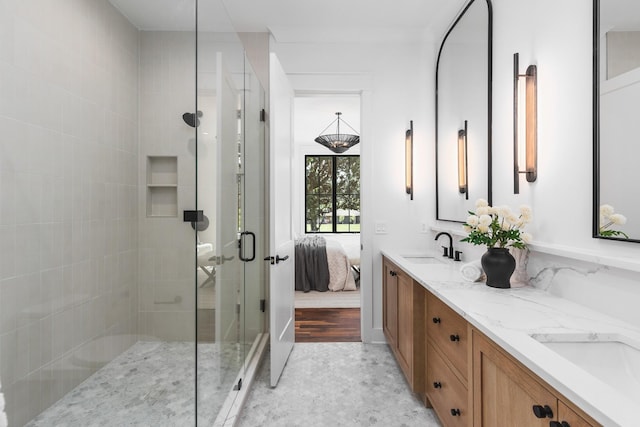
{"left": 295, "top": 308, "right": 361, "bottom": 342}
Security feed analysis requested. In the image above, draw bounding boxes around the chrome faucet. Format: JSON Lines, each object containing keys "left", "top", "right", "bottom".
{"left": 434, "top": 232, "right": 454, "bottom": 259}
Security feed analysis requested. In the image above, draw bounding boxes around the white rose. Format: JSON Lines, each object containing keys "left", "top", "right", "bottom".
{"left": 466, "top": 215, "right": 479, "bottom": 226}
{"left": 600, "top": 204, "right": 614, "bottom": 217}
{"left": 506, "top": 213, "right": 519, "bottom": 225}
{"left": 462, "top": 225, "right": 472, "bottom": 233}
{"left": 519, "top": 206, "right": 533, "bottom": 222}
{"left": 478, "top": 214, "right": 492, "bottom": 226}
{"left": 475, "top": 198, "right": 488, "bottom": 208}
{"left": 476, "top": 206, "right": 489, "bottom": 216}
{"left": 519, "top": 205, "right": 532, "bottom": 217}
{"left": 477, "top": 224, "right": 489, "bottom": 233}
{"left": 501, "top": 222, "right": 512, "bottom": 231}
{"left": 486, "top": 206, "right": 497, "bottom": 215}
{"left": 496, "top": 205, "right": 512, "bottom": 217}
{"left": 609, "top": 213, "right": 627, "bottom": 225}
{"left": 521, "top": 232, "right": 533, "bottom": 244}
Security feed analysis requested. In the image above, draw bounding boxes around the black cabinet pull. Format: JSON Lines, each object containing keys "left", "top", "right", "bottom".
{"left": 389, "top": 270, "right": 397, "bottom": 277}
{"left": 550, "top": 422, "right": 570, "bottom": 427}
{"left": 450, "top": 408, "right": 461, "bottom": 416}
{"left": 449, "top": 334, "right": 460, "bottom": 342}
{"left": 532, "top": 404, "right": 553, "bottom": 419}
{"left": 432, "top": 317, "right": 441, "bottom": 324}
{"left": 433, "top": 382, "right": 442, "bottom": 389}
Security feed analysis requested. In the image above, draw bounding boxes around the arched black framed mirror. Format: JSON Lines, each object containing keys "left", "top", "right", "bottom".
{"left": 436, "top": 0, "right": 493, "bottom": 222}
{"left": 593, "top": 0, "right": 640, "bottom": 242}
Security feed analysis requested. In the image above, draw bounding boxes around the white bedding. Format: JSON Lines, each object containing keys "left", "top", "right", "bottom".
{"left": 325, "top": 239, "right": 358, "bottom": 291}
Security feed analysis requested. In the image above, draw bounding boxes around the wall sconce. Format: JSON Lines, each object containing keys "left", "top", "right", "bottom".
{"left": 513, "top": 52, "right": 537, "bottom": 194}
{"left": 405, "top": 120, "right": 413, "bottom": 200}
{"left": 458, "top": 120, "right": 468, "bottom": 199}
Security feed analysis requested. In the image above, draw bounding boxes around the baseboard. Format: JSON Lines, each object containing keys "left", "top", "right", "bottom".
{"left": 366, "top": 327, "right": 387, "bottom": 344}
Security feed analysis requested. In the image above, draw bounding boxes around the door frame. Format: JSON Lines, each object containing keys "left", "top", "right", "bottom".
{"left": 283, "top": 72, "right": 375, "bottom": 343}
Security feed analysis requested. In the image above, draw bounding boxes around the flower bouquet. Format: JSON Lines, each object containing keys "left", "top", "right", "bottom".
{"left": 461, "top": 199, "right": 533, "bottom": 288}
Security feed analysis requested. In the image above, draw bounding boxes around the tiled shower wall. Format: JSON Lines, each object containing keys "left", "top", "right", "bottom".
{"left": 137, "top": 31, "right": 197, "bottom": 341}
{"left": 0, "top": 1, "right": 139, "bottom": 425}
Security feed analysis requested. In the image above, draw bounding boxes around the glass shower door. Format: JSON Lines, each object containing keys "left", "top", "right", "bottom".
{"left": 195, "top": 9, "right": 266, "bottom": 424}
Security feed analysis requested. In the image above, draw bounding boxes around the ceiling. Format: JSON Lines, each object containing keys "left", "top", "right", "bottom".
{"left": 108, "top": 0, "right": 468, "bottom": 43}
{"left": 294, "top": 96, "right": 361, "bottom": 148}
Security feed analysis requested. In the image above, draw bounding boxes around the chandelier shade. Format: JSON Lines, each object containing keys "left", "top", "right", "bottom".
{"left": 314, "top": 112, "right": 360, "bottom": 153}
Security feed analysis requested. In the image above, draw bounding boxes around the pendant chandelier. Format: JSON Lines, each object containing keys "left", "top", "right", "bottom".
{"left": 314, "top": 112, "right": 360, "bottom": 153}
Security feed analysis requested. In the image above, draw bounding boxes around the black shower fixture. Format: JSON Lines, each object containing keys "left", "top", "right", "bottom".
{"left": 182, "top": 110, "right": 203, "bottom": 128}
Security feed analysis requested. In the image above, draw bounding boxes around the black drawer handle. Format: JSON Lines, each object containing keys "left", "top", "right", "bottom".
{"left": 432, "top": 317, "right": 441, "bottom": 324}
{"left": 449, "top": 334, "right": 460, "bottom": 342}
{"left": 433, "top": 382, "right": 442, "bottom": 389}
{"left": 450, "top": 408, "right": 461, "bottom": 417}
{"left": 550, "top": 422, "right": 570, "bottom": 427}
{"left": 390, "top": 271, "right": 397, "bottom": 277}
{"left": 532, "top": 404, "right": 553, "bottom": 419}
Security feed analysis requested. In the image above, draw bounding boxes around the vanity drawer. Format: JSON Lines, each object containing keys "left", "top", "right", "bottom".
{"left": 427, "top": 342, "right": 469, "bottom": 427}
{"left": 427, "top": 292, "right": 468, "bottom": 381}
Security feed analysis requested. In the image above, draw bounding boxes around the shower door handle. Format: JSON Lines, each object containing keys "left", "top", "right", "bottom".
{"left": 239, "top": 231, "right": 256, "bottom": 262}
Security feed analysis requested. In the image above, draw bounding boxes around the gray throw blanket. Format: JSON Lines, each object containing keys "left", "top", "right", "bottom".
{"left": 295, "top": 236, "right": 330, "bottom": 292}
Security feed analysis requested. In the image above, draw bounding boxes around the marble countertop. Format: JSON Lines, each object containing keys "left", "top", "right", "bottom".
{"left": 382, "top": 250, "right": 640, "bottom": 427}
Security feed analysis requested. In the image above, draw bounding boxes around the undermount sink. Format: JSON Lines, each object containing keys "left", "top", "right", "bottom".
{"left": 401, "top": 255, "right": 446, "bottom": 265}
{"left": 530, "top": 333, "right": 640, "bottom": 402}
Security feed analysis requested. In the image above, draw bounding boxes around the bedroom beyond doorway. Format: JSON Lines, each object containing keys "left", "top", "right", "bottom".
{"left": 293, "top": 94, "right": 362, "bottom": 343}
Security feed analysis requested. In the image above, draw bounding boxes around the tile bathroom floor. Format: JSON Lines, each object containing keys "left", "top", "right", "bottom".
{"left": 26, "top": 341, "right": 250, "bottom": 427}
{"left": 237, "top": 342, "right": 442, "bottom": 427}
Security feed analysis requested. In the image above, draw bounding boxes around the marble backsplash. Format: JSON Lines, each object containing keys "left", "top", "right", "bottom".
{"left": 527, "top": 250, "right": 640, "bottom": 328}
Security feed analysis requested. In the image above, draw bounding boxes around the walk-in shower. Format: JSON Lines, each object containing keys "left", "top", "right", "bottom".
{"left": 0, "top": 0, "right": 266, "bottom": 425}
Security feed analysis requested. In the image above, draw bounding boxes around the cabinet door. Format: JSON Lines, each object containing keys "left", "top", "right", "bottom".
{"left": 396, "top": 271, "right": 414, "bottom": 375}
{"left": 383, "top": 260, "right": 398, "bottom": 348}
{"left": 473, "top": 331, "right": 557, "bottom": 427}
{"left": 557, "top": 401, "right": 599, "bottom": 427}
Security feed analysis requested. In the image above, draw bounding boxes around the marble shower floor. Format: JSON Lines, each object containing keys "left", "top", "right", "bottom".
{"left": 26, "top": 341, "right": 251, "bottom": 427}
{"left": 238, "top": 343, "right": 442, "bottom": 427}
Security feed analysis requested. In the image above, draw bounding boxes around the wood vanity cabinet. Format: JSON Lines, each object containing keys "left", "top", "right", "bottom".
{"left": 382, "top": 257, "right": 425, "bottom": 394}
{"left": 425, "top": 292, "right": 472, "bottom": 427}
{"left": 381, "top": 258, "right": 600, "bottom": 427}
{"left": 472, "top": 330, "right": 600, "bottom": 427}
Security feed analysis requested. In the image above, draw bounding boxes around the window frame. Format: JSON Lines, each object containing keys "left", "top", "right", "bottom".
{"left": 304, "top": 154, "right": 360, "bottom": 234}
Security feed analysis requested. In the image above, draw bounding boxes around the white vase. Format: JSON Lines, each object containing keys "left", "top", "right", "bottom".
{"left": 509, "top": 247, "right": 530, "bottom": 288}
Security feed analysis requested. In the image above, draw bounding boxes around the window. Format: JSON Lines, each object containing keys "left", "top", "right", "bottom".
{"left": 305, "top": 155, "right": 360, "bottom": 233}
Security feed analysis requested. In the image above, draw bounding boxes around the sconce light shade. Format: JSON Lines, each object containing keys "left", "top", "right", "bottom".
{"left": 513, "top": 52, "right": 538, "bottom": 194}
{"left": 315, "top": 112, "right": 360, "bottom": 153}
{"left": 458, "top": 120, "right": 468, "bottom": 199}
{"left": 405, "top": 121, "right": 413, "bottom": 200}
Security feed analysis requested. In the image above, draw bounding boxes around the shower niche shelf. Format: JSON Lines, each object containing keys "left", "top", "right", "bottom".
{"left": 147, "top": 156, "right": 178, "bottom": 217}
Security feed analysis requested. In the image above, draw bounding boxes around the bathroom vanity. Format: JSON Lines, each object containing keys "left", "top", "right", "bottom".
{"left": 382, "top": 251, "right": 639, "bottom": 426}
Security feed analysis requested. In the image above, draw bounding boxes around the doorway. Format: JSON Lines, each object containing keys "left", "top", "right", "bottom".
{"left": 292, "top": 95, "right": 362, "bottom": 343}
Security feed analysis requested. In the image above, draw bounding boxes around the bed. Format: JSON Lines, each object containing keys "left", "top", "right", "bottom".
{"left": 295, "top": 236, "right": 358, "bottom": 292}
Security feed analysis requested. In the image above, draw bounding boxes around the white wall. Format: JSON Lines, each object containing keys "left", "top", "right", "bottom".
{"left": 448, "top": 0, "right": 640, "bottom": 326}
{"left": 482, "top": 0, "right": 640, "bottom": 259}
{"left": 138, "top": 31, "right": 197, "bottom": 340}
{"left": 275, "top": 0, "right": 640, "bottom": 340}
{"left": 273, "top": 40, "right": 436, "bottom": 341}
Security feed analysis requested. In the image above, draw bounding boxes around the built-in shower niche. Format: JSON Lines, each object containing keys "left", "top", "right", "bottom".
{"left": 146, "top": 156, "right": 178, "bottom": 217}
